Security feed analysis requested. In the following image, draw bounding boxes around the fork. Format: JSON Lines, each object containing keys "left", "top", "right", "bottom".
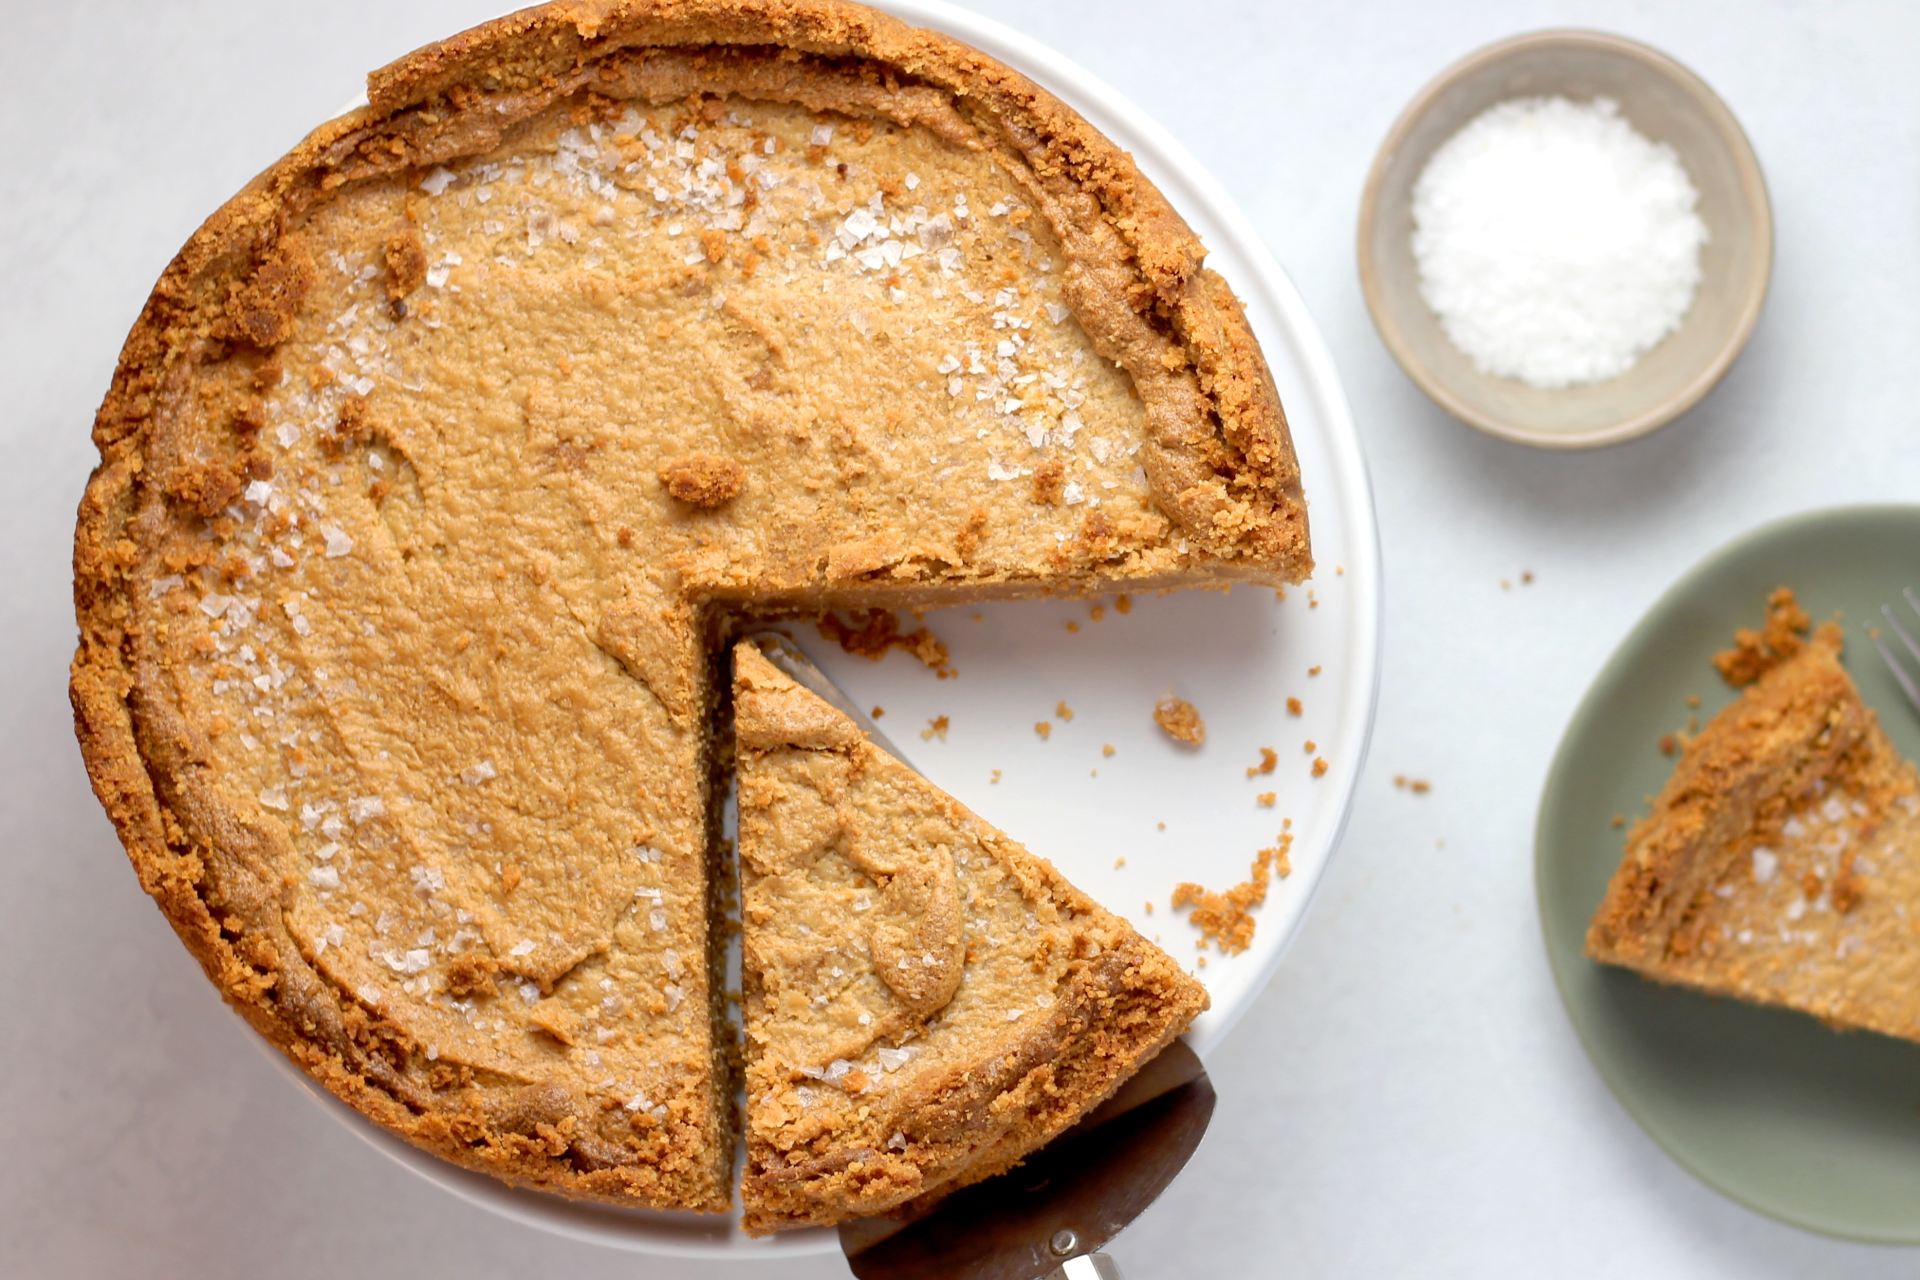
{"left": 1868, "top": 587, "right": 1920, "bottom": 717}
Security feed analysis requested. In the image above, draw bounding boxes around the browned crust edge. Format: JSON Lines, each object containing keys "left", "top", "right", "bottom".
{"left": 72, "top": 0, "right": 1292, "bottom": 1216}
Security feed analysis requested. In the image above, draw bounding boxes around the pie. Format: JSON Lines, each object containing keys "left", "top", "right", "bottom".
{"left": 1587, "top": 594, "right": 1920, "bottom": 1042}
{"left": 70, "top": 0, "right": 1306, "bottom": 1215}
{"left": 732, "top": 641, "right": 1208, "bottom": 1232}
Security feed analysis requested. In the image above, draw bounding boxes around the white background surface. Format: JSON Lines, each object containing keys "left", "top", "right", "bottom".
{"left": 4, "top": 1, "right": 1918, "bottom": 1276}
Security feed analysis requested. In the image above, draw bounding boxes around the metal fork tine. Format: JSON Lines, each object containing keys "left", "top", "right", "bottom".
{"left": 1883, "top": 601, "right": 1920, "bottom": 669}
{"left": 1869, "top": 621, "right": 1920, "bottom": 717}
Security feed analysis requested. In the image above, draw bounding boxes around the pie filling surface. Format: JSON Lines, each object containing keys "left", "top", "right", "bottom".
{"left": 732, "top": 642, "right": 1208, "bottom": 1232}
{"left": 72, "top": 0, "right": 1307, "bottom": 1213}
{"left": 1588, "top": 602, "right": 1920, "bottom": 1042}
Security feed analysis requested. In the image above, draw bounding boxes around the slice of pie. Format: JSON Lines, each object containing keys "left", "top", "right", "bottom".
{"left": 71, "top": 0, "right": 1305, "bottom": 1216}
{"left": 1587, "top": 599, "right": 1920, "bottom": 1042}
{"left": 732, "top": 642, "right": 1208, "bottom": 1232}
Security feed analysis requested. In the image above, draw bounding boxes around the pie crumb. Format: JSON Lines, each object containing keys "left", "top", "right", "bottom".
{"left": 818, "top": 609, "right": 951, "bottom": 675}
{"left": 1171, "top": 833, "right": 1293, "bottom": 954}
{"left": 1712, "top": 587, "right": 1810, "bottom": 686}
{"left": 384, "top": 228, "right": 427, "bottom": 299}
{"left": 657, "top": 452, "right": 745, "bottom": 507}
{"left": 920, "top": 716, "right": 949, "bottom": 742}
{"left": 1246, "top": 747, "right": 1277, "bottom": 778}
{"left": 1153, "top": 696, "right": 1205, "bottom": 746}
{"left": 1029, "top": 456, "right": 1065, "bottom": 505}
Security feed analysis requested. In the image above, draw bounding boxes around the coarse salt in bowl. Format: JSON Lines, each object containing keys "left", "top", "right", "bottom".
{"left": 1357, "top": 29, "right": 1773, "bottom": 449}
{"left": 1410, "top": 95, "right": 1708, "bottom": 390}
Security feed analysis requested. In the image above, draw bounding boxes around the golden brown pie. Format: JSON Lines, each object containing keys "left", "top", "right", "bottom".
{"left": 732, "top": 642, "right": 1208, "bottom": 1232}
{"left": 71, "top": 0, "right": 1306, "bottom": 1213}
{"left": 1588, "top": 598, "right": 1920, "bottom": 1042}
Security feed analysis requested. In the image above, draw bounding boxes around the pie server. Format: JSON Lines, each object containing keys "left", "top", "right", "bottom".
{"left": 746, "top": 634, "right": 1218, "bottom": 1280}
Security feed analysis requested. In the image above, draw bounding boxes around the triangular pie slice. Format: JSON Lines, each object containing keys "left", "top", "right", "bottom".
{"left": 731, "top": 641, "right": 1209, "bottom": 1232}
{"left": 1587, "top": 607, "right": 1920, "bottom": 1041}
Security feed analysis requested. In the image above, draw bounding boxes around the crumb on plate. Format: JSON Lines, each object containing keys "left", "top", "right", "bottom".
{"left": 1153, "top": 696, "right": 1205, "bottom": 746}
{"left": 1170, "top": 833, "right": 1294, "bottom": 955}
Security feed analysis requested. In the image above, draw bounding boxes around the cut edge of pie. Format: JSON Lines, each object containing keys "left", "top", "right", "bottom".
{"left": 70, "top": 0, "right": 1302, "bottom": 1216}
{"left": 1586, "top": 598, "right": 1920, "bottom": 1043}
{"left": 731, "top": 641, "right": 1209, "bottom": 1232}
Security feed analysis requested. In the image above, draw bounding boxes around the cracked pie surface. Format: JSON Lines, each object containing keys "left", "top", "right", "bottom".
{"left": 71, "top": 0, "right": 1305, "bottom": 1214}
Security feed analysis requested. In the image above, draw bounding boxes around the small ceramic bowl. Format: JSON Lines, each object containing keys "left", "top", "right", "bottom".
{"left": 1357, "top": 29, "right": 1773, "bottom": 449}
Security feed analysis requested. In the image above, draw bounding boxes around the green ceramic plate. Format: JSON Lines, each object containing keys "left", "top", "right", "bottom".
{"left": 1537, "top": 504, "right": 1920, "bottom": 1243}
